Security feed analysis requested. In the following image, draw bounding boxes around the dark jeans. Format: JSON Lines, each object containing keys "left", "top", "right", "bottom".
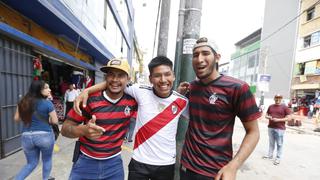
{"left": 65, "top": 101, "right": 74, "bottom": 117}
{"left": 128, "top": 158, "right": 174, "bottom": 180}
{"left": 125, "top": 119, "right": 136, "bottom": 141}
{"left": 180, "top": 166, "right": 212, "bottom": 180}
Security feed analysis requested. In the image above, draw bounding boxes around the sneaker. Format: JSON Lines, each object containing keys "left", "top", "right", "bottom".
{"left": 273, "top": 159, "right": 280, "bottom": 165}
{"left": 48, "top": 176, "right": 55, "bottom": 180}
{"left": 262, "top": 155, "right": 272, "bottom": 160}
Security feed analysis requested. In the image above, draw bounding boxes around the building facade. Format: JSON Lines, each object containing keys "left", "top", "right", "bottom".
{"left": 259, "top": 0, "right": 300, "bottom": 106}
{"left": 0, "top": 0, "right": 141, "bottom": 158}
{"left": 230, "top": 29, "right": 261, "bottom": 95}
{"left": 293, "top": 0, "right": 320, "bottom": 106}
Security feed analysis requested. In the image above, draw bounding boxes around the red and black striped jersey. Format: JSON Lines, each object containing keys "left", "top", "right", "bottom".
{"left": 267, "top": 104, "right": 291, "bottom": 130}
{"left": 67, "top": 91, "right": 137, "bottom": 159}
{"left": 181, "top": 75, "right": 261, "bottom": 177}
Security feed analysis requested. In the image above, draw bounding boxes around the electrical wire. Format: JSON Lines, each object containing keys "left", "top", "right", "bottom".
{"left": 261, "top": 0, "right": 320, "bottom": 43}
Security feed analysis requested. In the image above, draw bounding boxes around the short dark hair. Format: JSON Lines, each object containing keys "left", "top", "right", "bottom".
{"left": 148, "top": 56, "right": 173, "bottom": 74}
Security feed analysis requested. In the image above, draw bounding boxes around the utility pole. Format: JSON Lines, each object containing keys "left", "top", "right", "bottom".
{"left": 174, "top": 0, "right": 203, "bottom": 179}
{"left": 259, "top": 47, "right": 269, "bottom": 107}
{"left": 173, "top": 0, "right": 186, "bottom": 89}
{"left": 157, "top": 0, "right": 171, "bottom": 56}
{"left": 179, "top": 0, "right": 202, "bottom": 83}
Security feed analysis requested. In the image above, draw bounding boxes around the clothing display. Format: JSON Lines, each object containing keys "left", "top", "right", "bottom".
{"left": 52, "top": 96, "right": 64, "bottom": 121}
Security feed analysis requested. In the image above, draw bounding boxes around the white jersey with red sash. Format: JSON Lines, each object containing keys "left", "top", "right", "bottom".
{"left": 125, "top": 84, "right": 188, "bottom": 165}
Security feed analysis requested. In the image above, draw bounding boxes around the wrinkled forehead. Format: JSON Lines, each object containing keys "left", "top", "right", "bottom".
{"left": 193, "top": 45, "right": 214, "bottom": 53}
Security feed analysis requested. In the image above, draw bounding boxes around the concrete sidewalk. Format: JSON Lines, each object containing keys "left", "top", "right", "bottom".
{"left": 0, "top": 130, "right": 134, "bottom": 180}
{"left": 0, "top": 135, "right": 76, "bottom": 180}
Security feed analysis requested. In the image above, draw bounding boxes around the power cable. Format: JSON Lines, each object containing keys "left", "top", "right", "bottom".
{"left": 261, "top": 0, "right": 320, "bottom": 43}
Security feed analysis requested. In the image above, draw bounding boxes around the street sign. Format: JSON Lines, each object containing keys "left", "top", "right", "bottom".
{"left": 258, "top": 74, "right": 271, "bottom": 92}
{"left": 182, "top": 39, "right": 196, "bottom": 54}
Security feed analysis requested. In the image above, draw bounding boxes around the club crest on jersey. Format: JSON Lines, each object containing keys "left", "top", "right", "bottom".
{"left": 124, "top": 106, "right": 131, "bottom": 116}
{"left": 171, "top": 105, "right": 178, "bottom": 114}
{"left": 209, "top": 93, "right": 218, "bottom": 104}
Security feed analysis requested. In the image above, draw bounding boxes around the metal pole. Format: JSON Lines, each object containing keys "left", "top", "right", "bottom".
{"left": 173, "top": 0, "right": 186, "bottom": 89}
{"left": 259, "top": 47, "right": 268, "bottom": 107}
{"left": 174, "top": 0, "right": 202, "bottom": 179}
{"left": 157, "top": 0, "right": 171, "bottom": 56}
{"left": 179, "top": 0, "right": 202, "bottom": 83}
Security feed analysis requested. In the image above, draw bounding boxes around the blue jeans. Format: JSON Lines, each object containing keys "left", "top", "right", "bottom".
{"left": 267, "top": 128, "right": 285, "bottom": 159}
{"left": 69, "top": 153, "right": 124, "bottom": 180}
{"left": 16, "top": 131, "right": 55, "bottom": 180}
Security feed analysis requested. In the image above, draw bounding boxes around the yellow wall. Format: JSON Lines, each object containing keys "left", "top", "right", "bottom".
{"left": 0, "top": 3, "right": 93, "bottom": 64}
{"left": 300, "top": 0, "right": 320, "bottom": 37}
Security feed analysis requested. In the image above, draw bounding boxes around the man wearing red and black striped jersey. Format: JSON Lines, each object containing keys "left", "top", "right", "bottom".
{"left": 67, "top": 91, "right": 137, "bottom": 158}
{"left": 61, "top": 58, "right": 137, "bottom": 180}
{"left": 178, "top": 37, "right": 261, "bottom": 180}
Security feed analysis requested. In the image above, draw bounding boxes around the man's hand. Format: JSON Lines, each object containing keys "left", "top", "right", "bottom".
{"left": 177, "top": 82, "right": 190, "bottom": 95}
{"left": 215, "top": 163, "right": 237, "bottom": 180}
{"left": 265, "top": 114, "right": 272, "bottom": 120}
{"left": 84, "top": 115, "right": 105, "bottom": 140}
{"left": 74, "top": 90, "right": 89, "bottom": 115}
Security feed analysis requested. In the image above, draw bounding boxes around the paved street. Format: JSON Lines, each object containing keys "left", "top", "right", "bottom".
{"left": 236, "top": 120, "right": 320, "bottom": 180}
{"left": 1, "top": 118, "right": 320, "bottom": 180}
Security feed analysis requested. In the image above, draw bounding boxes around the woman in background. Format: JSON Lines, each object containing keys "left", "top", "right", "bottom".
{"left": 14, "top": 80, "right": 58, "bottom": 180}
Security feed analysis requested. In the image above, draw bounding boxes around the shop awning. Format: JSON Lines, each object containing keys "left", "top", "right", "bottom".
{"left": 0, "top": 22, "right": 97, "bottom": 71}
{"left": 291, "top": 83, "right": 320, "bottom": 90}
{"left": 1, "top": 0, "right": 114, "bottom": 64}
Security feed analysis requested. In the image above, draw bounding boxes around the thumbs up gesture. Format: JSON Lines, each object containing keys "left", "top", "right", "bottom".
{"left": 85, "top": 115, "right": 105, "bottom": 140}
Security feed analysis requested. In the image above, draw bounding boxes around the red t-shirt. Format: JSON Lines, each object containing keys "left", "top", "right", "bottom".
{"left": 267, "top": 104, "right": 291, "bottom": 130}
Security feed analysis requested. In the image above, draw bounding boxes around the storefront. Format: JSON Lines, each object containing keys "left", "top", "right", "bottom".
{"left": 32, "top": 52, "right": 94, "bottom": 121}
{"left": 0, "top": 23, "right": 96, "bottom": 158}
{"left": 291, "top": 79, "right": 320, "bottom": 115}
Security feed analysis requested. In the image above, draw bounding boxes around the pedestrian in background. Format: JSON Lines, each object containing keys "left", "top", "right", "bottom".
{"left": 64, "top": 83, "right": 79, "bottom": 119}
{"left": 177, "top": 37, "right": 261, "bottom": 180}
{"left": 61, "top": 58, "right": 138, "bottom": 180}
{"left": 263, "top": 94, "right": 291, "bottom": 165}
{"left": 14, "top": 80, "right": 58, "bottom": 180}
{"left": 308, "top": 102, "right": 314, "bottom": 120}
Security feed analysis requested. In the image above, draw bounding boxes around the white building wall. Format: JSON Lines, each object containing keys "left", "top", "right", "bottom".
{"left": 259, "top": 0, "right": 300, "bottom": 100}
{"left": 60, "top": 0, "right": 127, "bottom": 58}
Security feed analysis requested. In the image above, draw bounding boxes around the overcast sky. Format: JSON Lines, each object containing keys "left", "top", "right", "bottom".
{"left": 133, "top": 0, "right": 265, "bottom": 66}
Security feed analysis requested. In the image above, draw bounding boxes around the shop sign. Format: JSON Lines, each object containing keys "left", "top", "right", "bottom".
{"left": 258, "top": 74, "right": 271, "bottom": 92}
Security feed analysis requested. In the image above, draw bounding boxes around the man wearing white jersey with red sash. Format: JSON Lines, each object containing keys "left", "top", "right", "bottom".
{"left": 74, "top": 56, "right": 188, "bottom": 180}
